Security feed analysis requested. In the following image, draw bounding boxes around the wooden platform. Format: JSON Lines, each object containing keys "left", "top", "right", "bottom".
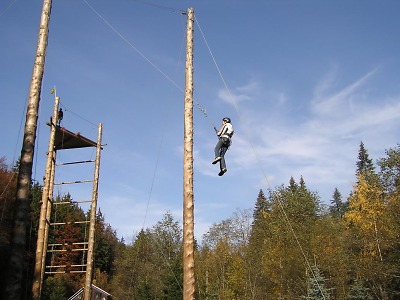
{"left": 47, "top": 123, "right": 97, "bottom": 150}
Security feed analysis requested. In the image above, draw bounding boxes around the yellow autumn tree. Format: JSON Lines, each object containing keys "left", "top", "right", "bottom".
{"left": 344, "top": 174, "right": 392, "bottom": 298}
{"left": 345, "top": 175, "right": 384, "bottom": 260}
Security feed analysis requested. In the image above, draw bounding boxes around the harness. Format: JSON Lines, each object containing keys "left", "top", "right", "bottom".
{"left": 220, "top": 124, "right": 234, "bottom": 147}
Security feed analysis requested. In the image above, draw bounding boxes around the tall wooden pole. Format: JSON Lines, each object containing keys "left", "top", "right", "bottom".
{"left": 40, "top": 147, "right": 56, "bottom": 294}
{"left": 6, "top": 0, "right": 52, "bottom": 299}
{"left": 32, "top": 96, "right": 59, "bottom": 299}
{"left": 183, "top": 7, "right": 195, "bottom": 300}
{"left": 84, "top": 123, "right": 103, "bottom": 300}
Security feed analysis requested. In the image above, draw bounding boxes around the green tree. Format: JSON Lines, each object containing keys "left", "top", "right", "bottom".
{"left": 151, "top": 212, "right": 183, "bottom": 300}
{"left": 377, "top": 144, "right": 400, "bottom": 298}
{"left": 42, "top": 275, "right": 67, "bottom": 300}
{"left": 199, "top": 208, "right": 252, "bottom": 300}
{"left": 303, "top": 264, "right": 332, "bottom": 300}
{"left": 329, "top": 188, "right": 345, "bottom": 218}
{"left": 356, "top": 141, "right": 375, "bottom": 176}
{"left": 356, "top": 142, "right": 379, "bottom": 185}
{"left": 93, "top": 208, "right": 120, "bottom": 292}
{"left": 42, "top": 274, "right": 77, "bottom": 300}
{"left": 378, "top": 143, "right": 400, "bottom": 195}
{"left": 347, "top": 279, "right": 373, "bottom": 300}
{"left": 0, "top": 157, "right": 18, "bottom": 293}
{"left": 264, "top": 177, "right": 322, "bottom": 299}
{"left": 310, "top": 214, "right": 349, "bottom": 300}
{"left": 247, "top": 189, "right": 274, "bottom": 299}
{"left": 111, "top": 212, "right": 183, "bottom": 299}
{"left": 110, "top": 229, "right": 156, "bottom": 299}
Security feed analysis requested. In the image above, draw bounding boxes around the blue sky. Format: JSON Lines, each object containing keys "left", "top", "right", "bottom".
{"left": 1, "top": 0, "right": 400, "bottom": 242}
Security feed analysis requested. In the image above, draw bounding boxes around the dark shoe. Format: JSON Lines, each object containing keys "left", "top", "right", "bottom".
{"left": 218, "top": 168, "right": 227, "bottom": 176}
{"left": 212, "top": 157, "right": 221, "bottom": 164}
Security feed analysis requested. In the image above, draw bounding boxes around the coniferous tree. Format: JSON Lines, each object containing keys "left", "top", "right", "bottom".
{"left": 111, "top": 213, "right": 183, "bottom": 299}
{"left": 263, "top": 177, "right": 322, "bottom": 299}
{"left": 329, "top": 188, "right": 344, "bottom": 218}
{"left": 247, "top": 189, "right": 273, "bottom": 299}
{"left": 42, "top": 275, "right": 67, "bottom": 300}
{"left": 151, "top": 212, "right": 183, "bottom": 300}
{"left": 0, "top": 157, "right": 18, "bottom": 294}
{"left": 303, "top": 264, "right": 332, "bottom": 300}
{"left": 252, "top": 189, "right": 270, "bottom": 227}
{"left": 347, "top": 279, "right": 373, "bottom": 300}
{"left": 356, "top": 142, "right": 378, "bottom": 185}
{"left": 356, "top": 141, "right": 375, "bottom": 176}
{"left": 249, "top": 189, "right": 271, "bottom": 249}
{"left": 111, "top": 229, "right": 153, "bottom": 299}
{"left": 94, "top": 210, "right": 119, "bottom": 276}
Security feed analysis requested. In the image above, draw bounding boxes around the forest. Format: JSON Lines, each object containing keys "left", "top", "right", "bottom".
{"left": 1, "top": 141, "right": 400, "bottom": 299}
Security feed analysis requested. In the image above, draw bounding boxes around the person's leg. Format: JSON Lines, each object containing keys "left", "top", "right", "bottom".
{"left": 214, "top": 139, "right": 224, "bottom": 158}
{"left": 213, "top": 139, "right": 224, "bottom": 164}
{"left": 219, "top": 147, "right": 227, "bottom": 170}
{"left": 218, "top": 146, "right": 228, "bottom": 176}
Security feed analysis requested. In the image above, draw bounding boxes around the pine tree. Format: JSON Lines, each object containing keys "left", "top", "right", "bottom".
{"left": 329, "top": 188, "right": 344, "bottom": 218}
{"left": 266, "top": 177, "right": 322, "bottom": 299}
{"left": 303, "top": 264, "right": 332, "bottom": 300}
{"left": 247, "top": 190, "right": 273, "bottom": 299}
{"left": 356, "top": 142, "right": 378, "bottom": 185}
{"left": 347, "top": 279, "right": 373, "bottom": 300}
{"left": 356, "top": 141, "right": 375, "bottom": 176}
{"left": 251, "top": 189, "right": 270, "bottom": 235}
{"left": 288, "top": 176, "right": 298, "bottom": 193}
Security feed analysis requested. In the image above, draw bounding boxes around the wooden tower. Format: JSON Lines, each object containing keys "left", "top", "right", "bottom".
{"left": 32, "top": 96, "right": 103, "bottom": 300}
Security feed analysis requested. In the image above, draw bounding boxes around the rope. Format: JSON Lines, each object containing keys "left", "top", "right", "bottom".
{"left": 126, "top": 130, "right": 184, "bottom": 297}
{"left": 1, "top": 89, "right": 29, "bottom": 224}
{"left": 59, "top": 102, "right": 98, "bottom": 127}
{"left": 82, "top": 0, "right": 182, "bottom": 93}
{"left": 77, "top": 3, "right": 188, "bottom": 289}
{"left": 131, "top": 0, "right": 184, "bottom": 14}
{"left": 0, "top": 0, "right": 17, "bottom": 17}
{"left": 79, "top": 3, "right": 323, "bottom": 296}
{"left": 129, "top": 25, "right": 183, "bottom": 295}
{"left": 194, "top": 14, "right": 326, "bottom": 300}
{"left": 82, "top": 0, "right": 216, "bottom": 131}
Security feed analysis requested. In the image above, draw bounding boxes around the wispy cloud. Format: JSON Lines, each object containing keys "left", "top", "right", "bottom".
{"left": 218, "top": 80, "right": 258, "bottom": 106}
{"left": 311, "top": 67, "right": 379, "bottom": 116}
{"left": 202, "top": 67, "right": 400, "bottom": 202}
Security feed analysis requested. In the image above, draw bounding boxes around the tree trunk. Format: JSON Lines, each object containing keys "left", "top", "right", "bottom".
{"left": 5, "top": 0, "right": 52, "bottom": 299}
{"left": 183, "top": 7, "right": 195, "bottom": 300}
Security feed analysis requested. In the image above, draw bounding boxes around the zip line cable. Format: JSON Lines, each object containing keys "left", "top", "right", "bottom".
{"left": 129, "top": 15, "right": 185, "bottom": 295}
{"left": 81, "top": 1, "right": 324, "bottom": 296}
{"left": 82, "top": 0, "right": 182, "bottom": 94}
{"left": 1, "top": 90, "right": 29, "bottom": 224}
{"left": 131, "top": 0, "right": 184, "bottom": 14}
{"left": 0, "top": 0, "right": 17, "bottom": 17}
{"left": 194, "top": 14, "right": 326, "bottom": 299}
{"left": 82, "top": 0, "right": 217, "bottom": 130}
{"left": 58, "top": 102, "right": 98, "bottom": 128}
{"left": 81, "top": 2, "right": 186, "bottom": 290}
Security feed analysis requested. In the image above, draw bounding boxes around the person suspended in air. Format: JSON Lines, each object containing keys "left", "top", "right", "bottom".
{"left": 57, "top": 108, "right": 63, "bottom": 126}
{"left": 212, "top": 117, "right": 234, "bottom": 176}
